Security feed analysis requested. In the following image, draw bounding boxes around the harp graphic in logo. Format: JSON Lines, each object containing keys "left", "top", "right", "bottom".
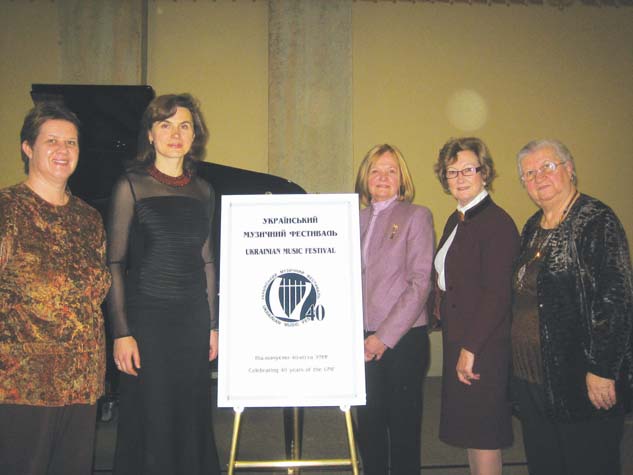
{"left": 263, "top": 271, "right": 325, "bottom": 325}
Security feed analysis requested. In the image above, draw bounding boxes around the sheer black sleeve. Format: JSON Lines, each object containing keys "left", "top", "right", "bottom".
{"left": 201, "top": 182, "right": 218, "bottom": 330}
{"left": 106, "top": 175, "right": 135, "bottom": 338}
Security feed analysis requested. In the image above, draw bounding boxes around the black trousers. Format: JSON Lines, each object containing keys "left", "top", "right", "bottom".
{"left": 514, "top": 378, "right": 624, "bottom": 475}
{"left": 356, "top": 326, "right": 429, "bottom": 475}
{"left": 0, "top": 403, "right": 97, "bottom": 475}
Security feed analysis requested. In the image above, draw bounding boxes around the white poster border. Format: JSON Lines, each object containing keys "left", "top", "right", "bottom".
{"left": 217, "top": 193, "right": 365, "bottom": 408}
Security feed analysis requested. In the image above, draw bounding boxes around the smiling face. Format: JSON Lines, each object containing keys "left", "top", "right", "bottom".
{"left": 520, "top": 146, "right": 575, "bottom": 211}
{"left": 368, "top": 151, "right": 401, "bottom": 202}
{"left": 446, "top": 150, "right": 485, "bottom": 207}
{"left": 22, "top": 119, "right": 79, "bottom": 186}
{"left": 148, "top": 106, "right": 195, "bottom": 164}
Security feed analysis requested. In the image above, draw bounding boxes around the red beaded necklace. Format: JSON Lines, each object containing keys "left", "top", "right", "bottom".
{"left": 147, "top": 164, "right": 191, "bottom": 187}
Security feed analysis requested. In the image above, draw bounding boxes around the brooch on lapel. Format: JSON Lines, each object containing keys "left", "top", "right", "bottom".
{"left": 389, "top": 224, "right": 399, "bottom": 239}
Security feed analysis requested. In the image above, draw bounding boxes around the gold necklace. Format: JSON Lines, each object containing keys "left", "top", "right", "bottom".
{"left": 515, "top": 227, "right": 552, "bottom": 290}
{"left": 540, "top": 189, "right": 579, "bottom": 229}
{"left": 516, "top": 190, "right": 579, "bottom": 290}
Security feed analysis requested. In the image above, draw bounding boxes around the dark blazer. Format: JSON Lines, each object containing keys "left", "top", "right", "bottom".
{"left": 436, "top": 196, "right": 519, "bottom": 354}
{"left": 360, "top": 200, "right": 434, "bottom": 349}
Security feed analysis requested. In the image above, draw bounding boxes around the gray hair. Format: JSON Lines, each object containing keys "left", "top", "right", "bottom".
{"left": 516, "top": 139, "right": 577, "bottom": 186}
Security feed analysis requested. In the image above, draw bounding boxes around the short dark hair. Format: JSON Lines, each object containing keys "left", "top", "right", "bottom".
{"left": 434, "top": 137, "right": 497, "bottom": 194}
{"left": 20, "top": 102, "right": 81, "bottom": 174}
{"left": 135, "top": 93, "right": 209, "bottom": 174}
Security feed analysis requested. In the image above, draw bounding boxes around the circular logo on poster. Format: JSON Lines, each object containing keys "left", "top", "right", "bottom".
{"left": 262, "top": 270, "right": 325, "bottom": 326}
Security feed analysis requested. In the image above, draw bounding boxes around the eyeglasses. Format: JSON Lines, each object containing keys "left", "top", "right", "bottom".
{"left": 521, "top": 161, "right": 563, "bottom": 182}
{"left": 445, "top": 166, "right": 482, "bottom": 179}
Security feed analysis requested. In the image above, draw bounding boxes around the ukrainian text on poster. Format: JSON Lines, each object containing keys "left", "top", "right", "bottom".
{"left": 218, "top": 194, "right": 365, "bottom": 408}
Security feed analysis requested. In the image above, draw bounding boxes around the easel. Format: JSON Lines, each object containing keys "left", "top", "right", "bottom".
{"left": 227, "top": 406, "right": 360, "bottom": 474}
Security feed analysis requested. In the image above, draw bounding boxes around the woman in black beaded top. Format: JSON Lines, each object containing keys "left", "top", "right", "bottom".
{"left": 107, "top": 94, "right": 220, "bottom": 475}
{"left": 512, "top": 139, "right": 633, "bottom": 475}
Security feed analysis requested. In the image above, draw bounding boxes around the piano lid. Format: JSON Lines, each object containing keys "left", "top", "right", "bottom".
{"left": 31, "top": 84, "right": 155, "bottom": 152}
{"left": 30, "top": 83, "right": 305, "bottom": 212}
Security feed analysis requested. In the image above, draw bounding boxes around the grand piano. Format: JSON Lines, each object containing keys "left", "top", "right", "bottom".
{"left": 30, "top": 85, "right": 306, "bottom": 436}
{"left": 30, "top": 84, "right": 305, "bottom": 252}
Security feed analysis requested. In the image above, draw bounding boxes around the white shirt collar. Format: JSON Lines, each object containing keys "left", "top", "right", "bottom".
{"left": 457, "top": 189, "right": 488, "bottom": 215}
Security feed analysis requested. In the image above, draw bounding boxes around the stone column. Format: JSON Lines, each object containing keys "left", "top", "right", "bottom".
{"left": 57, "top": 0, "right": 145, "bottom": 84}
{"left": 268, "top": 0, "right": 353, "bottom": 193}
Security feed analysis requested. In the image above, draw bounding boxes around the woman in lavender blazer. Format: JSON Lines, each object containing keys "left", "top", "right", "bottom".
{"left": 354, "top": 144, "right": 434, "bottom": 475}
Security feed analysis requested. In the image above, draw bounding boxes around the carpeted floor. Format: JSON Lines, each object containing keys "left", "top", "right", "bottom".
{"left": 93, "top": 376, "right": 632, "bottom": 474}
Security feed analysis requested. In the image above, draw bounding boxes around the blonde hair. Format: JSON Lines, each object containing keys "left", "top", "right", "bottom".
{"left": 355, "top": 144, "right": 415, "bottom": 207}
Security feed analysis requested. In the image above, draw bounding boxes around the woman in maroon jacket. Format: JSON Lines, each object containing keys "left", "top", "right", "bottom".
{"left": 432, "top": 137, "right": 519, "bottom": 475}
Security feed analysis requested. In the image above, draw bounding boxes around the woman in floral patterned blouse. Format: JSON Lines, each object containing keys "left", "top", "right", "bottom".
{"left": 0, "top": 102, "right": 111, "bottom": 475}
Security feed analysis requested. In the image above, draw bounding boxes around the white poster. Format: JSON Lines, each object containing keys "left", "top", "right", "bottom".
{"left": 217, "top": 194, "right": 365, "bottom": 408}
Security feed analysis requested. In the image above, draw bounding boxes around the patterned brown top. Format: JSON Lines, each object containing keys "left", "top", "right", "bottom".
{"left": 0, "top": 183, "right": 111, "bottom": 406}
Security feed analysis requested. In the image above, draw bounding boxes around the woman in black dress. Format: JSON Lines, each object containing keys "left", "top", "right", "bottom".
{"left": 432, "top": 137, "right": 519, "bottom": 475}
{"left": 107, "top": 94, "right": 220, "bottom": 475}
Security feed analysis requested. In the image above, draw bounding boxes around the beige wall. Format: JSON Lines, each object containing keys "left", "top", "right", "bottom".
{"left": 147, "top": 0, "right": 269, "bottom": 173}
{"left": 0, "top": 0, "right": 269, "bottom": 183}
{"left": 353, "top": 3, "right": 633, "bottom": 237}
{"left": 1, "top": 1, "right": 632, "bottom": 376}
{"left": 0, "top": 1, "right": 61, "bottom": 185}
{"left": 352, "top": 4, "right": 633, "bottom": 374}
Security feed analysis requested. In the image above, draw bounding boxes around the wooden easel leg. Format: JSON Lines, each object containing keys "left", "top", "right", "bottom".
{"left": 228, "top": 407, "right": 244, "bottom": 475}
{"left": 343, "top": 408, "right": 360, "bottom": 475}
